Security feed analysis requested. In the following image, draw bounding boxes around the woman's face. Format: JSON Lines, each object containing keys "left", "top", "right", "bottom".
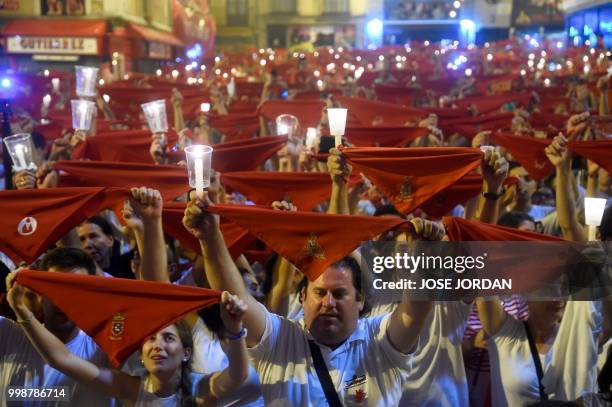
{"left": 141, "top": 325, "right": 190, "bottom": 375}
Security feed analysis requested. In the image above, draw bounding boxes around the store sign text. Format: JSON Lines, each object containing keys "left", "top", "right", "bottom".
{"left": 6, "top": 36, "right": 98, "bottom": 55}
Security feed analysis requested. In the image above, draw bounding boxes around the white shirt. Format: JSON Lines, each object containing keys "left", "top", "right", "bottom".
{"left": 0, "top": 317, "right": 114, "bottom": 407}
{"left": 190, "top": 318, "right": 264, "bottom": 407}
{"left": 249, "top": 303, "right": 413, "bottom": 406}
{"left": 488, "top": 301, "right": 601, "bottom": 407}
{"left": 400, "top": 301, "right": 471, "bottom": 407}
{"left": 369, "top": 302, "right": 470, "bottom": 406}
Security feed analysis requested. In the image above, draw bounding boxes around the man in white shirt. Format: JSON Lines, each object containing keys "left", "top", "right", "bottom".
{"left": 0, "top": 247, "right": 114, "bottom": 407}
{"left": 183, "top": 197, "right": 432, "bottom": 406}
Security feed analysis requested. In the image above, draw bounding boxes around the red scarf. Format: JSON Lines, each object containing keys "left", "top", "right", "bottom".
{"left": 16, "top": 270, "right": 220, "bottom": 367}
{"left": 0, "top": 188, "right": 129, "bottom": 263}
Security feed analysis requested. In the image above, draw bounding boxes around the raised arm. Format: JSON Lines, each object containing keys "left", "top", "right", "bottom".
{"left": 326, "top": 148, "right": 350, "bottom": 214}
{"left": 475, "top": 296, "right": 507, "bottom": 337}
{"left": 171, "top": 88, "right": 185, "bottom": 132}
{"left": 182, "top": 194, "right": 266, "bottom": 347}
{"left": 204, "top": 291, "right": 249, "bottom": 400}
{"left": 5, "top": 273, "right": 139, "bottom": 401}
{"left": 545, "top": 133, "right": 587, "bottom": 241}
{"left": 386, "top": 218, "right": 442, "bottom": 353}
{"left": 124, "top": 187, "right": 168, "bottom": 282}
{"left": 478, "top": 148, "right": 509, "bottom": 224}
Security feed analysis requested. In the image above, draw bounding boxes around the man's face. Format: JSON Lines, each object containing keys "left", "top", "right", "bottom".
{"left": 43, "top": 266, "right": 89, "bottom": 332}
{"left": 509, "top": 167, "right": 537, "bottom": 201}
{"left": 302, "top": 266, "right": 363, "bottom": 347}
{"left": 76, "top": 223, "right": 113, "bottom": 266}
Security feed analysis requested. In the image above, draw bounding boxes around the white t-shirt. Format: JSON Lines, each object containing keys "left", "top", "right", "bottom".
{"left": 248, "top": 303, "right": 413, "bottom": 406}
{"left": 190, "top": 317, "right": 263, "bottom": 407}
{"left": 400, "top": 301, "right": 471, "bottom": 407}
{"left": 488, "top": 301, "right": 602, "bottom": 407}
{"left": 0, "top": 317, "right": 115, "bottom": 407}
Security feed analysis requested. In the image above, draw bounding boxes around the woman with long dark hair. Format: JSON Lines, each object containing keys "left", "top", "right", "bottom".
{"left": 6, "top": 272, "right": 249, "bottom": 406}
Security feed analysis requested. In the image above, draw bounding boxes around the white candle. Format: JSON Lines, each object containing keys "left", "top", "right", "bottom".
{"left": 51, "top": 78, "right": 60, "bottom": 91}
{"left": 306, "top": 127, "right": 317, "bottom": 149}
{"left": 79, "top": 103, "right": 88, "bottom": 129}
{"left": 327, "top": 108, "right": 348, "bottom": 147}
{"left": 277, "top": 123, "right": 289, "bottom": 135}
{"left": 43, "top": 94, "right": 51, "bottom": 107}
{"left": 15, "top": 144, "right": 27, "bottom": 169}
{"left": 195, "top": 157, "right": 204, "bottom": 198}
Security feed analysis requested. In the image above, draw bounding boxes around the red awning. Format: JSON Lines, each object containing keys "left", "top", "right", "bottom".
{"left": 2, "top": 19, "right": 108, "bottom": 37}
{"left": 127, "top": 23, "right": 184, "bottom": 48}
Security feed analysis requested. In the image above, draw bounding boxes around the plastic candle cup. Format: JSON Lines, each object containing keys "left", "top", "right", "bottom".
{"left": 185, "top": 145, "right": 213, "bottom": 199}
{"left": 327, "top": 108, "right": 347, "bottom": 147}
{"left": 141, "top": 100, "right": 168, "bottom": 134}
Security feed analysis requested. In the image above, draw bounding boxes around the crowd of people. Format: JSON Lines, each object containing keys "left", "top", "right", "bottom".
{"left": 0, "top": 35, "right": 611, "bottom": 406}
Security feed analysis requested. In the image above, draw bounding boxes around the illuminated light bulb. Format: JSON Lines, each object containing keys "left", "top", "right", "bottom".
{"left": 214, "top": 56, "right": 220, "bottom": 63}
{"left": 424, "top": 40, "right": 430, "bottom": 46}
{"left": 449, "top": 10, "right": 457, "bottom": 18}
{"left": 98, "top": 79, "right": 105, "bottom": 86}
{"left": 378, "top": 55, "right": 384, "bottom": 61}
{"left": 453, "top": 0, "right": 461, "bottom": 8}
{"left": 356, "top": 56, "right": 362, "bottom": 61}
{"left": 583, "top": 56, "right": 589, "bottom": 62}
{"left": 314, "top": 51, "right": 319, "bottom": 57}
{"left": 520, "top": 69, "right": 526, "bottom": 76}
{"left": 541, "top": 50, "right": 547, "bottom": 57}
{"left": 200, "top": 65, "right": 206, "bottom": 70}
{"left": 487, "top": 53, "right": 493, "bottom": 61}
{"left": 314, "top": 70, "right": 320, "bottom": 77}
{"left": 156, "top": 69, "right": 162, "bottom": 76}
{"left": 396, "top": 62, "right": 402, "bottom": 69}
{"left": 334, "top": 54, "right": 340, "bottom": 60}
{"left": 171, "top": 70, "right": 179, "bottom": 79}
{"left": 528, "top": 53, "right": 535, "bottom": 59}
{"left": 259, "top": 59, "right": 266, "bottom": 66}
{"left": 43, "top": 69, "right": 50, "bottom": 77}
{"left": 544, "top": 78, "right": 551, "bottom": 87}
{"left": 103, "top": 94, "right": 110, "bottom": 103}
{"left": 528, "top": 60, "right": 534, "bottom": 67}
{"left": 464, "top": 68, "right": 472, "bottom": 77}
{"left": 329, "top": 48, "right": 334, "bottom": 54}
{"left": 222, "top": 72, "right": 228, "bottom": 79}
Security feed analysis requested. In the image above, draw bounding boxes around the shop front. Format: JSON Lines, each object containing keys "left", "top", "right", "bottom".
{"left": 1, "top": 19, "right": 107, "bottom": 72}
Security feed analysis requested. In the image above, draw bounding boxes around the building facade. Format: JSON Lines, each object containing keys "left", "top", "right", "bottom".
{"left": 211, "top": 0, "right": 373, "bottom": 52}
{"left": 0, "top": 0, "right": 215, "bottom": 74}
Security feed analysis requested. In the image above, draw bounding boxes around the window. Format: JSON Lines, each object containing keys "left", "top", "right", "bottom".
{"left": 227, "top": 0, "right": 248, "bottom": 26}
{"left": 271, "top": 0, "right": 296, "bottom": 13}
{"left": 324, "top": 0, "right": 349, "bottom": 13}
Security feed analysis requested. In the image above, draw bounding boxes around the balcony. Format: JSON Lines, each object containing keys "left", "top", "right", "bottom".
{"left": 270, "top": 0, "right": 297, "bottom": 14}
{"left": 323, "top": 0, "right": 350, "bottom": 14}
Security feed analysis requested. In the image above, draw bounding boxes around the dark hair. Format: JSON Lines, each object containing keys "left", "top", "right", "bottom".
{"left": 82, "top": 216, "right": 114, "bottom": 238}
{"left": 600, "top": 206, "right": 612, "bottom": 241}
{"left": 305, "top": 256, "right": 370, "bottom": 316}
{"left": 173, "top": 320, "right": 196, "bottom": 407}
{"left": 40, "top": 247, "right": 97, "bottom": 275}
{"left": 374, "top": 204, "right": 403, "bottom": 218}
{"left": 30, "top": 131, "right": 46, "bottom": 151}
{"left": 497, "top": 211, "right": 535, "bottom": 229}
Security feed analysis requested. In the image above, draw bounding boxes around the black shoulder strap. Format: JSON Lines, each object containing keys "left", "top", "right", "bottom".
{"left": 307, "top": 340, "right": 343, "bottom": 407}
{"left": 523, "top": 321, "right": 549, "bottom": 402}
